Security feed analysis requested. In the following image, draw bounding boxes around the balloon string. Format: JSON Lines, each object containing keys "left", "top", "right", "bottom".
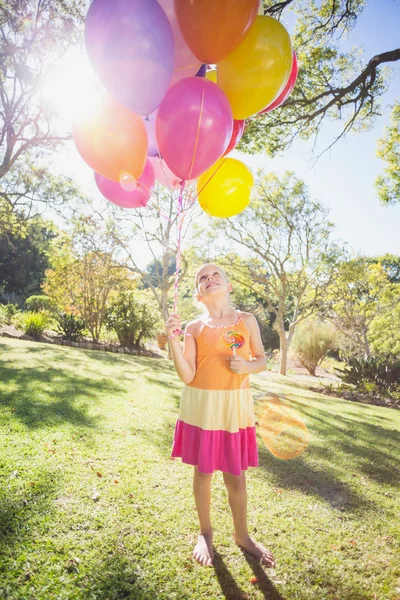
{"left": 188, "top": 81, "right": 205, "bottom": 180}
{"left": 173, "top": 179, "right": 185, "bottom": 313}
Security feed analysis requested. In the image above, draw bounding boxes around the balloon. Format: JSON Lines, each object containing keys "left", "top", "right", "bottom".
{"left": 95, "top": 158, "right": 155, "bottom": 208}
{"left": 223, "top": 120, "right": 246, "bottom": 156}
{"left": 72, "top": 95, "right": 147, "bottom": 183}
{"left": 260, "top": 52, "right": 298, "bottom": 114}
{"left": 85, "top": 0, "right": 174, "bottom": 115}
{"left": 156, "top": 77, "right": 233, "bottom": 181}
{"left": 197, "top": 158, "right": 253, "bottom": 218}
{"left": 149, "top": 157, "right": 183, "bottom": 190}
{"left": 143, "top": 111, "right": 159, "bottom": 157}
{"left": 218, "top": 16, "right": 293, "bottom": 119}
{"left": 206, "top": 69, "right": 217, "bottom": 83}
{"left": 157, "top": 0, "right": 201, "bottom": 84}
{"left": 174, "top": 0, "right": 259, "bottom": 63}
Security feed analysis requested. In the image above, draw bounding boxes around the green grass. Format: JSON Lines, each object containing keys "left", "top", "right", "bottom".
{"left": 0, "top": 337, "right": 399, "bottom": 600}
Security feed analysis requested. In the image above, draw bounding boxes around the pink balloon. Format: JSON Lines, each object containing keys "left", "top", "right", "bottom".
{"left": 156, "top": 77, "right": 233, "bottom": 181}
{"left": 149, "top": 156, "right": 186, "bottom": 189}
{"left": 260, "top": 52, "right": 298, "bottom": 114}
{"left": 95, "top": 158, "right": 155, "bottom": 208}
{"left": 157, "top": 0, "right": 201, "bottom": 84}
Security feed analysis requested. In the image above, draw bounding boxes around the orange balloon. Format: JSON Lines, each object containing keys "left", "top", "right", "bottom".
{"left": 72, "top": 96, "right": 147, "bottom": 183}
{"left": 174, "top": 0, "right": 259, "bottom": 64}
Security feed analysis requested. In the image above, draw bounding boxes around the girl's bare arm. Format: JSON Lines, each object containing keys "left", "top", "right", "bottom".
{"left": 166, "top": 313, "right": 198, "bottom": 384}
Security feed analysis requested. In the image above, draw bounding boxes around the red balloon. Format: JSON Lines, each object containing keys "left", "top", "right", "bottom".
{"left": 260, "top": 52, "right": 298, "bottom": 114}
{"left": 223, "top": 119, "right": 246, "bottom": 156}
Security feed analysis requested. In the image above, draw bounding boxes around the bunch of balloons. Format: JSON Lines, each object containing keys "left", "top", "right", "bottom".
{"left": 72, "top": 0, "right": 298, "bottom": 217}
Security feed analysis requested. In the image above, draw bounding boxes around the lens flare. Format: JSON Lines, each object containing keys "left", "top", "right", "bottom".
{"left": 257, "top": 394, "right": 310, "bottom": 460}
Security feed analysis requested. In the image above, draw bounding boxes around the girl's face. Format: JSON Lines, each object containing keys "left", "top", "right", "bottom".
{"left": 196, "top": 265, "right": 232, "bottom": 302}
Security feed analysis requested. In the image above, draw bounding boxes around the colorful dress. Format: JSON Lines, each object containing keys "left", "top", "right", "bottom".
{"left": 170, "top": 312, "right": 259, "bottom": 476}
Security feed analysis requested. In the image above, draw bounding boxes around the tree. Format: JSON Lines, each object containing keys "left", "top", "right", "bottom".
{"left": 0, "top": 212, "right": 56, "bottom": 304}
{"left": 43, "top": 216, "right": 136, "bottom": 341}
{"left": 0, "top": 157, "right": 87, "bottom": 221}
{"left": 203, "top": 172, "right": 342, "bottom": 375}
{"left": 97, "top": 183, "right": 200, "bottom": 356}
{"left": 105, "top": 290, "right": 160, "bottom": 351}
{"left": 241, "top": 1, "right": 400, "bottom": 156}
{"left": 375, "top": 102, "right": 400, "bottom": 205}
{"left": 325, "top": 258, "right": 395, "bottom": 359}
{"left": 291, "top": 317, "right": 337, "bottom": 376}
{"left": 0, "top": 2, "right": 87, "bottom": 223}
{"left": 0, "top": 1, "right": 83, "bottom": 181}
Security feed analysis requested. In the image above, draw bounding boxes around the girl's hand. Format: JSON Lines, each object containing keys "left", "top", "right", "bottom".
{"left": 228, "top": 355, "right": 248, "bottom": 374}
{"left": 165, "top": 313, "right": 182, "bottom": 338}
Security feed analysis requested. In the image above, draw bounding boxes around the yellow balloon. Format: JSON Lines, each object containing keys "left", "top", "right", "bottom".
{"left": 197, "top": 158, "right": 253, "bottom": 218}
{"left": 206, "top": 69, "right": 217, "bottom": 83}
{"left": 217, "top": 16, "right": 293, "bottom": 119}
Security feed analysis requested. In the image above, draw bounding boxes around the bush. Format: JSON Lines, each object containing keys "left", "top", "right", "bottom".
{"left": 25, "top": 295, "right": 56, "bottom": 313}
{"left": 291, "top": 318, "right": 337, "bottom": 376}
{"left": 105, "top": 291, "right": 159, "bottom": 350}
{"left": 23, "top": 312, "right": 49, "bottom": 339}
{"left": 336, "top": 356, "right": 400, "bottom": 396}
{"left": 56, "top": 312, "right": 86, "bottom": 342}
{"left": 0, "top": 303, "right": 19, "bottom": 326}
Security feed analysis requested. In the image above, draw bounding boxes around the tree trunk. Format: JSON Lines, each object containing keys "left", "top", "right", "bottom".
{"left": 160, "top": 287, "right": 173, "bottom": 360}
{"left": 276, "top": 317, "right": 288, "bottom": 376}
{"left": 363, "top": 329, "right": 371, "bottom": 358}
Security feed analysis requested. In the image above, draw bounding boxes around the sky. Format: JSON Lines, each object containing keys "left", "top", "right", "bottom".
{"left": 46, "top": 0, "right": 400, "bottom": 268}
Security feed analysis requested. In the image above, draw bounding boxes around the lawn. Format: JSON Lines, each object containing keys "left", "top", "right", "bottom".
{"left": 0, "top": 337, "right": 399, "bottom": 600}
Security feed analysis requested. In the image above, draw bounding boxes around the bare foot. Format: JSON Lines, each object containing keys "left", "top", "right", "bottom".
{"left": 193, "top": 533, "right": 214, "bottom": 567}
{"left": 235, "top": 534, "right": 276, "bottom": 567}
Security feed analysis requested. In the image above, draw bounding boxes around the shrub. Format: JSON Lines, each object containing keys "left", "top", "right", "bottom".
{"left": 105, "top": 291, "right": 159, "bottom": 350}
{"left": 25, "top": 295, "right": 56, "bottom": 313}
{"left": 56, "top": 312, "right": 86, "bottom": 342}
{"left": 336, "top": 356, "right": 400, "bottom": 396}
{"left": 0, "top": 303, "right": 19, "bottom": 326}
{"left": 23, "top": 312, "right": 49, "bottom": 339}
{"left": 291, "top": 318, "right": 337, "bottom": 376}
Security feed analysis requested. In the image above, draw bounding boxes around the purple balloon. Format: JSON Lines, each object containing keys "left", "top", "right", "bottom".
{"left": 156, "top": 77, "right": 233, "bottom": 181}
{"left": 85, "top": 0, "right": 174, "bottom": 115}
{"left": 144, "top": 111, "right": 159, "bottom": 157}
{"left": 95, "top": 158, "right": 155, "bottom": 208}
{"left": 196, "top": 64, "right": 207, "bottom": 77}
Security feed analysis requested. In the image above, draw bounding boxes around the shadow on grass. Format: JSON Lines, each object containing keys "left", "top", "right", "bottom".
{"left": 0, "top": 359, "right": 121, "bottom": 429}
{"left": 213, "top": 549, "right": 285, "bottom": 600}
{"left": 82, "top": 549, "right": 158, "bottom": 600}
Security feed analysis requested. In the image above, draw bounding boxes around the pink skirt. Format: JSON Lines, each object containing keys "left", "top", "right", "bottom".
{"left": 170, "top": 419, "right": 259, "bottom": 477}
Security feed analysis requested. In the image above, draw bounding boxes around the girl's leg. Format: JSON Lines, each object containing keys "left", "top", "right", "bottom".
{"left": 192, "top": 466, "right": 214, "bottom": 566}
{"left": 223, "top": 470, "right": 276, "bottom": 567}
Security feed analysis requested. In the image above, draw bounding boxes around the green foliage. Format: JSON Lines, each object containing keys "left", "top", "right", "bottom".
{"left": 241, "top": 1, "right": 393, "bottom": 156}
{"left": 375, "top": 102, "right": 400, "bottom": 205}
{"left": 105, "top": 291, "right": 159, "bottom": 350}
{"left": 56, "top": 312, "right": 86, "bottom": 342}
{"left": 0, "top": 303, "right": 18, "bottom": 325}
{"left": 291, "top": 319, "right": 337, "bottom": 376}
{"left": 325, "top": 258, "right": 394, "bottom": 359}
{"left": 25, "top": 295, "right": 56, "bottom": 313}
{"left": 336, "top": 356, "right": 400, "bottom": 397}
{"left": 0, "top": 214, "right": 56, "bottom": 304}
{"left": 22, "top": 311, "right": 49, "bottom": 339}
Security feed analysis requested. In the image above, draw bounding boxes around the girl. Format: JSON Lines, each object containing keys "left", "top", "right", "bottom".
{"left": 165, "top": 263, "right": 276, "bottom": 569}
